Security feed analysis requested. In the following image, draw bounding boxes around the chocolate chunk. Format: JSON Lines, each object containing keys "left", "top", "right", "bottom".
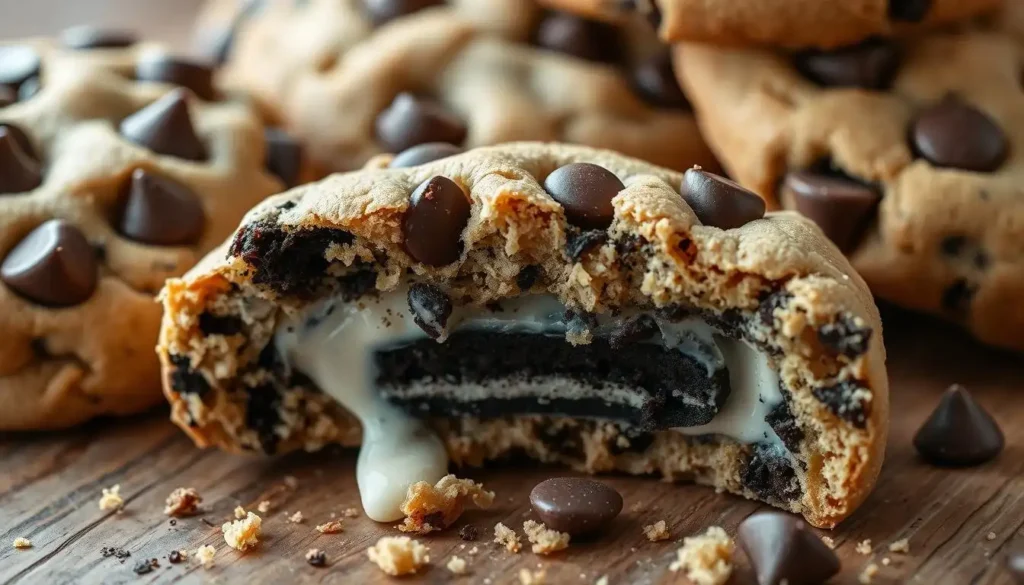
{"left": 565, "top": 229, "right": 608, "bottom": 261}
{"left": 389, "top": 142, "right": 463, "bottom": 168}
{"left": 305, "top": 549, "right": 327, "bottom": 567}
{"left": 229, "top": 221, "right": 354, "bottom": 298}
{"left": 631, "top": 50, "right": 689, "bottom": 110}
{"left": 794, "top": 39, "right": 900, "bottom": 90}
{"left": 941, "top": 278, "right": 975, "bottom": 315}
{"left": 515, "top": 265, "right": 540, "bottom": 291}
{"left": 136, "top": 54, "right": 217, "bottom": 102}
{"left": 743, "top": 443, "right": 801, "bottom": 504}
{"left": 681, "top": 167, "right": 765, "bottom": 230}
{"left": 783, "top": 171, "right": 880, "bottom": 253}
{"left": 120, "top": 89, "right": 207, "bottom": 161}
{"left": 17, "top": 77, "right": 40, "bottom": 101}
{"left": 544, "top": 162, "right": 624, "bottom": 230}
{"left": 609, "top": 314, "right": 659, "bottom": 349}
{"left": 1, "top": 220, "right": 98, "bottom": 307}
{"left": 530, "top": 477, "right": 622, "bottom": 536}
{"left": 0, "top": 46, "right": 40, "bottom": 92}
{"left": 914, "top": 384, "right": 1003, "bottom": 467}
{"left": 361, "top": 0, "right": 445, "bottom": 26}
{"left": 534, "top": 12, "right": 622, "bottom": 64}
{"left": 812, "top": 380, "right": 869, "bottom": 427}
{"left": 0, "top": 125, "right": 42, "bottom": 194}
{"left": 1008, "top": 547, "right": 1024, "bottom": 584}
{"left": 738, "top": 511, "right": 840, "bottom": 585}
{"left": 263, "top": 128, "right": 303, "bottom": 188}
{"left": 407, "top": 283, "right": 452, "bottom": 339}
{"left": 118, "top": 169, "right": 205, "bottom": 246}
{"left": 911, "top": 98, "right": 1007, "bottom": 172}
{"left": 167, "top": 550, "right": 184, "bottom": 564}
{"left": 61, "top": 26, "right": 136, "bottom": 50}
{"left": 889, "top": 0, "right": 931, "bottom": 21}
{"left": 459, "top": 524, "right": 478, "bottom": 541}
{"left": 817, "top": 316, "right": 872, "bottom": 359}
{"left": 402, "top": 175, "right": 470, "bottom": 266}
{"left": 375, "top": 93, "right": 467, "bottom": 153}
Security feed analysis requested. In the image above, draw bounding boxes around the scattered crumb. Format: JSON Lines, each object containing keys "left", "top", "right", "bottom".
{"left": 99, "top": 485, "right": 124, "bottom": 511}
{"left": 12, "top": 537, "right": 31, "bottom": 549}
{"left": 821, "top": 535, "right": 836, "bottom": 549}
{"left": 257, "top": 501, "right": 272, "bottom": 514}
{"left": 343, "top": 508, "right": 360, "bottom": 518}
{"left": 316, "top": 520, "right": 344, "bottom": 534}
{"left": 288, "top": 511, "right": 304, "bottom": 524}
{"left": 283, "top": 476, "right": 299, "bottom": 489}
{"left": 494, "top": 522, "right": 522, "bottom": 553}
{"left": 643, "top": 520, "right": 670, "bottom": 542}
{"left": 163, "top": 488, "right": 202, "bottom": 517}
{"left": 101, "top": 546, "right": 130, "bottom": 560}
{"left": 469, "top": 546, "right": 479, "bottom": 555}
{"left": 460, "top": 524, "right": 479, "bottom": 541}
{"left": 194, "top": 545, "right": 216, "bottom": 569}
{"left": 882, "top": 557, "right": 891, "bottom": 566}
{"left": 234, "top": 506, "right": 247, "bottom": 520}
{"left": 668, "top": 526, "right": 735, "bottom": 585}
{"left": 859, "top": 562, "right": 879, "bottom": 584}
{"left": 888, "top": 538, "right": 910, "bottom": 554}
{"left": 629, "top": 501, "right": 645, "bottom": 513}
{"left": 594, "top": 576, "right": 609, "bottom": 585}
{"left": 399, "top": 475, "right": 495, "bottom": 534}
{"left": 222, "top": 512, "right": 262, "bottom": 551}
{"left": 986, "top": 531, "right": 996, "bottom": 541}
{"left": 856, "top": 539, "right": 873, "bottom": 555}
{"left": 168, "top": 550, "right": 185, "bottom": 564}
{"left": 305, "top": 548, "right": 326, "bottom": 567}
{"left": 366, "top": 536, "right": 429, "bottom": 576}
{"left": 446, "top": 555, "right": 467, "bottom": 574}
{"left": 519, "top": 568, "right": 547, "bottom": 584}
{"left": 523, "top": 520, "right": 570, "bottom": 555}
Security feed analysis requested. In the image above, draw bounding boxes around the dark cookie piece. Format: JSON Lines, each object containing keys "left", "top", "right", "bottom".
{"left": 529, "top": 477, "right": 623, "bottom": 536}
{"left": 608, "top": 314, "right": 659, "bottom": 349}
{"left": 136, "top": 54, "right": 217, "bottom": 101}
{"left": 120, "top": 89, "right": 207, "bottom": 161}
{"left": 61, "top": 26, "right": 137, "bottom": 50}
{"left": 783, "top": 171, "right": 881, "bottom": 253}
{"left": 914, "top": 384, "right": 1003, "bottom": 467}
{"left": 812, "top": 380, "right": 869, "bottom": 427}
{"left": 263, "top": 128, "right": 303, "bottom": 188}
{"left": 361, "top": 0, "right": 445, "bottom": 26}
{"left": 738, "top": 511, "right": 840, "bottom": 585}
{"left": 458, "top": 524, "right": 478, "bottom": 541}
{"left": 889, "top": 0, "right": 932, "bottom": 21}
{"left": 742, "top": 443, "right": 800, "bottom": 504}
{"left": 794, "top": 39, "right": 901, "bottom": 90}
{"left": 631, "top": 50, "right": 689, "bottom": 110}
{"left": 766, "top": 399, "right": 804, "bottom": 454}
{"left": 515, "top": 265, "right": 540, "bottom": 291}
{"left": 119, "top": 169, "right": 206, "bottom": 246}
{"left": 246, "top": 383, "right": 283, "bottom": 454}
{"left": 375, "top": 93, "right": 467, "bottom": 154}
{"left": 534, "top": 11, "right": 623, "bottom": 64}
{"left": 681, "top": 167, "right": 765, "bottom": 230}
{"left": 305, "top": 549, "right": 327, "bottom": 567}
{"left": 544, "top": 162, "right": 624, "bottom": 230}
{"left": 389, "top": 142, "right": 463, "bottom": 168}
{"left": 402, "top": 175, "right": 470, "bottom": 266}
{"left": 817, "top": 316, "right": 872, "bottom": 359}
{"left": 565, "top": 229, "right": 608, "bottom": 261}
{"left": 0, "top": 46, "right": 41, "bottom": 94}
{"left": 1, "top": 219, "right": 98, "bottom": 307}
{"left": 0, "top": 125, "right": 42, "bottom": 194}
{"left": 941, "top": 278, "right": 975, "bottom": 316}
{"left": 168, "top": 354, "right": 211, "bottom": 396}
{"left": 911, "top": 98, "right": 1007, "bottom": 172}
{"left": 407, "top": 283, "right": 452, "bottom": 339}
{"left": 198, "top": 313, "right": 244, "bottom": 336}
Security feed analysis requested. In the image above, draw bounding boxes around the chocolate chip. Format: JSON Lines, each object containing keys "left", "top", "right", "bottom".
{"left": 516, "top": 265, "right": 540, "bottom": 290}
{"left": 375, "top": 93, "right": 467, "bottom": 154}
{"left": 766, "top": 399, "right": 804, "bottom": 454}
{"left": 783, "top": 171, "right": 880, "bottom": 253}
{"left": 914, "top": 384, "right": 1003, "bottom": 467}
{"left": 0, "top": 46, "right": 40, "bottom": 93}
{"left": 529, "top": 477, "right": 622, "bottom": 536}
{"left": 794, "top": 39, "right": 900, "bottom": 90}
{"left": 246, "top": 382, "right": 283, "bottom": 454}
{"left": 118, "top": 169, "right": 205, "bottom": 246}
{"left": 167, "top": 550, "right": 184, "bottom": 564}
{"left": 389, "top": 142, "right": 463, "bottom": 168}
{"left": 1, "top": 219, "right": 98, "bottom": 306}
{"left": 911, "top": 98, "right": 1007, "bottom": 172}
{"left": 402, "top": 175, "right": 470, "bottom": 266}
{"left": 631, "top": 50, "right": 689, "bottom": 109}
{"left": 136, "top": 54, "right": 217, "bottom": 101}
{"left": 889, "top": 0, "right": 931, "bottom": 21}
{"left": 1007, "top": 547, "right": 1024, "bottom": 584}
{"left": 17, "top": 76, "right": 40, "bottom": 101}
{"left": 738, "top": 511, "right": 840, "bottom": 585}
{"left": 565, "top": 229, "right": 608, "bottom": 261}
{"left": 120, "top": 89, "right": 207, "bottom": 161}
{"left": 609, "top": 314, "right": 658, "bottom": 349}
{"left": 361, "top": 0, "right": 445, "bottom": 26}
{"left": 459, "top": 524, "right": 478, "bottom": 541}
{"left": 544, "top": 163, "right": 624, "bottom": 230}
{"left": 534, "top": 12, "right": 622, "bottom": 64}
{"left": 681, "top": 167, "right": 765, "bottom": 230}
{"left": 263, "top": 128, "right": 303, "bottom": 188}
{"left": 61, "top": 26, "right": 137, "bottom": 50}
{"left": 407, "top": 282, "right": 452, "bottom": 339}
{"left": 0, "top": 125, "right": 41, "bottom": 194}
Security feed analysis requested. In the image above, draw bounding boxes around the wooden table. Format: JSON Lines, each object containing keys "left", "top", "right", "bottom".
{"left": 0, "top": 306, "right": 1021, "bottom": 585}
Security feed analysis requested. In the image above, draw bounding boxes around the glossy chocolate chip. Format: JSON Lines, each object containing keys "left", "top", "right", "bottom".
{"left": 389, "top": 142, "right": 463, "bottom": 168}
{"left": 407, "top": 282, "right": 452, "bottom": 339}
{"left": 738, "top": 512, "right": 840, "bottom": 585}
{"left": 914, "top": 384, "right": 1003, "bottom": 467}
{"left": 529, "top": 477, "right": 622, "bottom": 536}
{"left": 681, "top": 167, "right": 765, "bottom": 229}
{"left": 17, "top": 76, "right": 40, "bottom": 101}
{"left": 263, "top": 128, "right": 303, "bottom": 188}
{"left": 794, "top": 39, "right": 900, "bottom": 90}
{"left": 136, "top": 54, "right": 216, "bottom": 101}
{"left": 783, "top": 171, "right": 881, "bottom": 253}
{"left": 544, "top": 162, "right": 624, "bottom": 230}
{"left": 0, "top": 126, "right": 41, "bottom": 194}
{"left": 361, "top": 0, "right": 445, "bottom": 26}
{"left": 1, "top": 219, "right": 98, "bottom": 306}
{"left": 402, "top": 175, "right": 470, "bottom": 266}
{"left": 119, "top": 169, "right": 206, "bottom": 246}
{"left": 120, "top": 89, "right": 207, "bottom": 161}
{"left": 631, "top": 50, "right": 689, "bottom": 109}
{"left": 0, "top": 46, "right": 41, "bottom": 91}
{"left": 534, "top": 12, "right": 622, "bottom": 64}
{"left": 61, "top": 26, "right": 137, "bottom": 50}
{"left": 889, "top": 0, "right": 931, "bottom": 21}
{"left": 375, "top": 93, "right": 467, "bottom": 154}
{"left": 911, "top": 98, "right": 1007, "bottom": 172}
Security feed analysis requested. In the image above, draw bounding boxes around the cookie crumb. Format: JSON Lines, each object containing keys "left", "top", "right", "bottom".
{"left": 494, "top": 522, "right": 522, "bottom": 553}
{"left": 283, "top": 475, "right": 299, "bottom": 489}
{"left": 168, "top": 550, "right": 185, "bottom": 564}
{"left": 446, "top": 555, "right": 467, "bottom": 574}
{"left": 821, "top": 535, "right": 836, "bottom": 549}
{"left": 519, "top": 568, "right": 547, "bottom": 584}
{"left": 856, "top": 539, "right": 873, "bottom": 555}
{"left": 986, "top": 531, "right": 997, "bottom": 541}
{"left": 366, "top": 536, "right": 429, "bottom": 576}
{"left": 288, "top": 511, "right": 304, "bottom": 524}
{"left": 233, "top": 506, "right": 247, "bottom": 520}
{"left": 101, "top": 546, "right": 130, "bottom": 560}
{"left": 194, "top": 545, "right": 216, "bottom": 568}
{"left": 882, "top": 557, "right": 891, "bottom": 566}
{"left": 523, "top": 520, "right": 570, "bottom": 555}
{"left": 132, "top": 558, "right": 158, "bottom": 575}
{"left": 164, "top": 488, "right": 202, "bottom": 517}
{"left": 888, "top": 538, "right": 910, "bottom": 554}
{"left": 99, "top": 485, "right": 124, "bottom": 511}
{"left": 316, "top": 520, "right": 344, "bottom": 534}
{"left": 12, "top": 537, "right": 31, "bottom": 549}
{"left": 399, "top": 475, "right": 495, "bottom": 534}
{"left": 305, "top": 548, "right": 327, "bottom": 567}
{"left": 668, "top": 526, "right": 734, "bottom": 585}
{"left": 643, "top": 520, "right": 670, "bottom": 542}
{"left": 222, "top": 511, "right": 262, "bottom": 551}
{"left": 256, "top": 501, "right": 272, "bottom": 514}
{"left": 343, "top": 507, "right": 360, "bottom": 518}
{"left": 460, "top": 524, "right": 479, "bottom": 541}
{"left": 468, "top": 546, "right": 479, "bottom": 555}
{"left": 859, "top": 562, "right": 879, "bottom": 584}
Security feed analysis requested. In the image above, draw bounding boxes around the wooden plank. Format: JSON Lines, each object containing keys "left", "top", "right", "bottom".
{"left": 0, "top": 307, "right": 1021, "bottom": 585}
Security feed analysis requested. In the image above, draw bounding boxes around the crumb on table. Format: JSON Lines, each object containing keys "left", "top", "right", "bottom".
{"left": 518, "top": 568, "right": 546, "bottom": 584}
{"left": 316, "top": 519, "right": 344, "bottom": 534}
{"left": 856, "top": 539, "right": 873, "bottom": 555}
{"left": 99, "top": 485, "right": 124, "bottom": 511}
{"left": 257, "top": 501, "right": 271, "bottom": 514}
{"left": 888, "top": 538, "right": 910, "bottom": 554}
{"left": 12, "top": 537, "right": 31, "bottom": 549}
{"left": 446, "top": 555, "right": 467, "bottom": 574}
{"left": 305, "top": 548, "right": 327, "bottom": 567}
{"left": 859, "top": 562, "right": 880, "bottom": 584}
{"left": 222, "top": 512, "right": 262, "bottom": 551}
{"left": 821, "top": 535, "right": 836, "bottom": 549}
{"left": 288, "top": 511, "right": 304, "bottom": 524}
{"left": 164, "top": 487, "right": 202, "bottom": 517}
{"left": 523, "top": 520, "right": 570, "bottom": 555}
{"left": 668, "top": 526, "right": 735, "bottom": 585}
{"left": 194, "top": 545, "right": 216, "bottom": 568}
{"left": 399, "top": 475, "right": 495, "bottom": 534}
{"left": 644, "top": 520, "right": 671, "bottom": 542}
{"left": 494, "top": 522, "right": 522, "bottom": 553}
{"left": 366, "top": 536, "right": 429, "bottom": 576}
{"left": 343, "top": 507, "right": 360, "bottom": 518}
{"left": 234, "top": 506, "right": 247, "bottom": 520}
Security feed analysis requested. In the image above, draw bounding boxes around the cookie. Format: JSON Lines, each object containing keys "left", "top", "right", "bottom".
{"left": 157, "top": 142, "right": 887, "bottom": 529}
{"left": 0, "top": 33, "right": 288, "bottom": 430}
{"left": 675, "top": 21, "right": 1024, "bottom": 353}
{"left": 193, "top": 0, "right": 718, "bottom": 173}
{"left": 539, "top": 0, "right": 1002, "bottom": 49}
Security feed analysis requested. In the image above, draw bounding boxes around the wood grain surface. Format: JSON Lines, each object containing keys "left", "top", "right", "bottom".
{"left": 0, "top": 306, "right": 1021, "bottom": 585}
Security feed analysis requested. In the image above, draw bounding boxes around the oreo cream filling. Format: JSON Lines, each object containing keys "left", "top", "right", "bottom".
{"left": 275, "top": 287, "right": 784, "bottom": 522}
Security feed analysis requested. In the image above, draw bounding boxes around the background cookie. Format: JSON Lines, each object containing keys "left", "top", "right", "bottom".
{"left": 0, "top": 33, "right": 287, "bottom": 429}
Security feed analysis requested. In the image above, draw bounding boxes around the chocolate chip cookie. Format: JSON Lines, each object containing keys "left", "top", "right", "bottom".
{"left": 676, "top": 22, "right": 1024, "bottom": 352}
{"left": 158, "top": 142, "right": 887, "bottom": 528}
{"left": 0, "top": 32, "right": 290, "bottom": 429}
{"left": 194, "top": 0, "right": 718, "bottom": 173}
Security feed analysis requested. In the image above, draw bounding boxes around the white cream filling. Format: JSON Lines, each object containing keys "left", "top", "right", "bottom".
{"left": 275, "top": 288, "right": 783, "bottom": 522}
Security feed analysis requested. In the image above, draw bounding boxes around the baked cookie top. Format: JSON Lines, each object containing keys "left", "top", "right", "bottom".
{"left": 0, "top": 32, "right": 286, "bottom": 429}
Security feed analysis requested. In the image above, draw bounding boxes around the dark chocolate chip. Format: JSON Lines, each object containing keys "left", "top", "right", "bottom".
{"left": 168, "top": 354, "right": 211, "bottom": 396}
{"left": 544, "top": 162, "right": 624, "bottom": 230}
{"left": 817, "top": 316, "right": 872, "bottom": 359}
{"left": 914, "top": 384, "right": 1003, "bottom": 467}
{"left": 609, "top": 314, "right": 659, "bottom": 349}
{"left": 135, "top": 54, "right": 216, "bottom": 101}
{"left": 794, "top": 39, "right": 900, "bottom": 90}
{"left": 1007, "top": 547, "right": 1024, "bottom": 584}
{"left": 738, "top": 511, "right": 840, "bottom": 585}
{"left": 0, "top": 46, "right": 40, "bottom": 92}
{"left": 120, "top": 89, "right": 207, "bottom": 161}
{"left": 229, "top": 221, "right": 354, "bottom": 298}
{"left": 529, "top": 477, "right": 623, "bottom": 536}
{"left": 407, "top": 282, "right": 452, "bottom": 339}
{"left": 118, "top": 169, "right": 205, "bottom": 246}
{"left": 516, "top": 265, "right": 540, "bottom": 291}
{"left": 681, "top": 167, "right": 765, "bottom": 230}
{"left": 812, "top": 380, "right": 869, "bottom": 427}
{"left": 743, "top": 443, "right": 801, "bottom": 504}
{"left": 198, "top": 313, "right": 244, "bottom": 336}
{"left": 0, "top": 125, "right": 42, "bottom": 194}
{"left": 631, "top": 50, "right": 689, "bottom": 110}
{"left": 263, "top": 128, "right": 303, "bottom": 188}
{"left": 534, "top": 12, "right": 622, "bottom": 64}
{"left": 911, "top": 98, "right": 1007, "bottom": 172}
{"left": 783, "top": 171, "right": 880, "bottom": 253}
{"left": 305, "top": 549, "right": 327, "bottom": 567}
{"left": 565, "top": 229, "right": 608, "bottom": 261}
{"left": 402, "top": 175, "right": 470, "bottom": 266}
{"left": 167, "top": 551, "right": 184, "bottom": 564}
{"left": 361, "top": 0, "right": 445, "bottom": 26}
{"left": 375, "top": 93, "right": 467, "bottom": 153}
{"left": 389, "top": 142, "right": 463, "bottom": 168}
{"left": 941, "top": 278, "right": 975, "bottom": 315}
{"left": 1, "top": 219, "right": 98, "bottom": 307}
{"left": 61, "top": 26, "right": 137, "bottom": 50}
{"left": 889, "top": 0, "right": 931, "bottom": 21}
{"left": 459, "top": 524, "right": 478, "bottom": 541}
